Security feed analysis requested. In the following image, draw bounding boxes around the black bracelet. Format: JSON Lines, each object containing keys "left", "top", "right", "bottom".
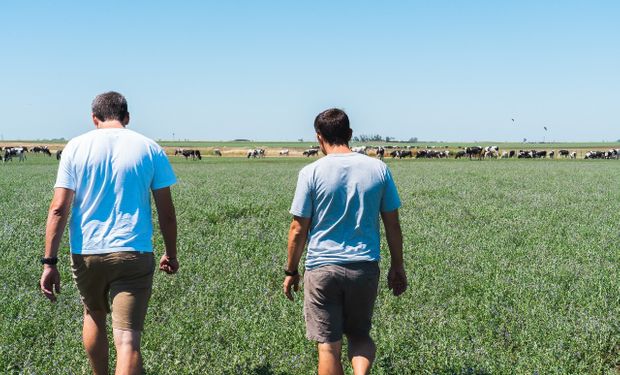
{"left": 40, "top": 257, "right": 58, "bottom": 265}
{"left": 284, "top": 269, "right": 298, "bottom": 277}
{"left": 167, "top": 256, "right": 177, "bottom": 261}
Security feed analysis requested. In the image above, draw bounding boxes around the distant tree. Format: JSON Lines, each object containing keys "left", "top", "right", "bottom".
{"left": 523, "top": 138, "right": 527, "bottom": 143}
{"left": 298, "top": 138, "right": 304, "bottom": 142}
{"left": 353, "top": 136, "right": 360, "bottom": 142}
{"left": 408, "top": 137, "right": 418, "bottom": 143}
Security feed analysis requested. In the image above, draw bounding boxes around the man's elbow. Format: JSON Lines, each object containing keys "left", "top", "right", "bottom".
{"left": 49, "top": 204, "right": 69, "bottom": 218}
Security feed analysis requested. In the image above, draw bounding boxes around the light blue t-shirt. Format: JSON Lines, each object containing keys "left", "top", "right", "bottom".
{"left": 54, "top": 128, "right": 177, "bottom": 255}
{"left": 290, "top": 152, "right": 401, "bottom": 270}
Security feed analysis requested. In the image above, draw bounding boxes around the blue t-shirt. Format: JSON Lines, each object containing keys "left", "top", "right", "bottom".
{"left": 290, "top": 152, "right": 401, "bottom": 270}
{"left": 54, "top": 128, "right": 177, "bottom": 255}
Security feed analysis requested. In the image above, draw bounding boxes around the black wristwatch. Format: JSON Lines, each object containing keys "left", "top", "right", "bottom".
{"left": 41, "top": 257, "right": 58, "bottom": 265}
{"left": 284, "top": 269, "right": 298, "bottom": 277}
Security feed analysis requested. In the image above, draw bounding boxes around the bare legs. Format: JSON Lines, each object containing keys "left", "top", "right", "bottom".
{"left": 318, "top": 336, "right": 376, "bottom": 375}
{"left": 113, "top": 328, "right": 143, "bottom": 375}
{"left": 82, "top": 310, "right": 143, "bottom": 375}
{"left": 82, "top": 310, "right": 109, "bottom": 375}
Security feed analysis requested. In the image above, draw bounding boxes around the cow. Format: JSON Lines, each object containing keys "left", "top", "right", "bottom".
{"left": 279, "top": 149, "right": 289, "bottom": 156}
{"left": 56, "top": 150, "right": 63, "bottom": 160}
{"left": 3, "top": 147, "right": 27, "bottom": 162}
{"left": 455, "top": 150, "right": 467, "bottom": 159}
{"left": 569, "top": 151, "right": 577, "bottom": 159}
{"left": 32, "top": 146, "right": 51, "bottom": 156}
{"left": 534, "top": 150, "right": 547, "bottom": 158}
{"left": 214, "top": 149, "right": 222, "bottom": 157}
{"left": 548, "top": 150, "right": 555, "bottom": 159}
{"left": 559, "top": 149, "right": 570, "bottom": 158}
{"left": 501, "top": 151, "right": 509, "bottom": 158}
{"left": 303, "top": 149, "right": 319, "bottom": 157}
{"left": 351, "top": 146, "right": 368, "bottom": 155}
{"left": 246, "top": 148, "right": 265, "bottom": 158}
{"left": 466, "top": 146, "right": 483, "bottom": 159}
{"left": 375, "top": 147, "right": 385, "bottom": 160}
{"left": 398, "top": 150, "right": 413, "bottom": 158}
{"left": 175, "top": 149, "right": 202, "bottom": 160}
{"left": 509, "top": 150, "right": 516, "bottom": 158}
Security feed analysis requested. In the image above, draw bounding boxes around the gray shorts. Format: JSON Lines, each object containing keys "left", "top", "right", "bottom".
{"left": 303, "top": 261, "right": 380, "bottom": 343}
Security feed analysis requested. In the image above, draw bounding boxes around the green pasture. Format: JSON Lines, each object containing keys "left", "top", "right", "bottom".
{"left": 1, "top": 155, "right": 620, "bottom": 374}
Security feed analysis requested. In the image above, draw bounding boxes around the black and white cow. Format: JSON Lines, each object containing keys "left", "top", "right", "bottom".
{"left": 559, "top": 149, "right": 570, "bottom": 158}
{"left": 3, "top": 147, "right": 27, "bottom": 162}
{"left": 303, "top": 149, "right": 319, "bottom": 157}
{"left": 175, "top": 148, "right": 202, "bottom": 160}
{"left": 466, "top": 146, "right": 483, "bottom": 159}
{"left": 455, "top": 150, "right": 467, "bottom": 159}
{"left": 56, "top": 150, "right": 63, "bottom": 160}
{"left": 214, "top": 149, "right": 222, "bottom": 157}
{"left": 375, "top": 147, "right": 385, "bottom": 160}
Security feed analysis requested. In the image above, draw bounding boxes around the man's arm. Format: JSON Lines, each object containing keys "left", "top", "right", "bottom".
{"left": 381, "top": 209, "right": 408, "bottom": 296}
{"left": 40, "top": 188, "right": 74, "bottom": 302}
{"left": 283, "top": 216, "right": 311, "bottom": 301}
{"left": 152, "top": 187, "right": 179, "bottom": 274}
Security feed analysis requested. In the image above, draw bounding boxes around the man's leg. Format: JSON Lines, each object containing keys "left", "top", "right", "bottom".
{"left": 318, "top": 341, "right": 344, "bottom": 375}
{"left": 113, "top": 328, "right": 142, "bottom": 375}
{"left": 347, "top": 334, "right": 376, "bottom": 375}
{"left": 82, "top": 309, "right": 109, "bottom": 375}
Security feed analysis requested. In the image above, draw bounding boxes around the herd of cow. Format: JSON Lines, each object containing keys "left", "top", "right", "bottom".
{"left": 1, "top": 146, "right": 58, "bottom": 162}
{"left": 3, "top": 145, "right": 620, "bottom": 163}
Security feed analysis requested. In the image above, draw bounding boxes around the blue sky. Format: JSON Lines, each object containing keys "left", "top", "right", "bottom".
{"left": 0, "top": 1, "right": 618, "bottom": 142}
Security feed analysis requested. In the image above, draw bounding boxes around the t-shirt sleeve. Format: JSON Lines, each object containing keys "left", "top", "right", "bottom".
{"left": 381, "top": 167, "right": 402, "bottom": 212}
{"left": 289, "top": 169, "right": 313, "bottom": 218}
{"left": 151, "top": 147, "right": 177, "bottom": 190}
{"left": 54, "top": 144, "right": 75, "bottom": 190}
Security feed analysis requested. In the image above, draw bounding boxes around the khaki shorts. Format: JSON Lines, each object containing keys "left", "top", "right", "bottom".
{"left": 71, "top": 251, "right": 155, "bottom": 331}
{"left": 304, "top": 261, "right": 380, "bottom": 343}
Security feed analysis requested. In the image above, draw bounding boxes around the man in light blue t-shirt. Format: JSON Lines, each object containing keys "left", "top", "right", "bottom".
{"left": 40, "top": 92, "right": 179, "bottom": 375}
{"left": 284, "top": 108, "right": 408, "bottom": 375}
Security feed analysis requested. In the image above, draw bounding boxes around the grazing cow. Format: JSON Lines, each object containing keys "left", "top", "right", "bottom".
{"left": 279, "top": 149, "right": 289, "bottom": 156}
{"left": 549, "top": 150, "right": 555, "bottom": 159}
{"left": 351, "top": 146, "right": 368, "bottom": 155}
{"left": 455, "top": 150, "right": 466, "bottom": 159}
{"left": 3, "top": 147, "right": 27, "bottom": 162}
{"left": 375, "top": 147, "right": 385, "bottom": 160}
{"left": 585, "top": 151, "right": 605, "bottom": 159}
{"left": 559, "top": 149, "right": 570, "bottom": 158}
{"left": 175, "top": 149, "right": 202, "bottom": 160}
{"left": 398, "top": 150, "right": 413, "bottom": 158}
{"left": 509, "top": 150, "right": 516, "bottom": 158}
{"left": 246, "top": 148, "right": 265, "bottom": 158}
{"left": 214, "top": 149, "right": 222, "bottom": 157}
{"left": 569, "top": 151, "right": 577, "bottom": 159}
{"left": 501, "top": 151, "right": 509, "bottom": 158}
{"left": 466, "top": 146, "right": 483, "bottom": 159}
{"left": 534, "top": 150, "right": 547, "bottom": 158}
{"left": 56, "top": 150, "right": 62, "bottom": 160}
{"left": 303, "top": 149, "right": 319, "bottom": 157}
{"left": 32, "top": 146, "right": 51, "bottom": 156}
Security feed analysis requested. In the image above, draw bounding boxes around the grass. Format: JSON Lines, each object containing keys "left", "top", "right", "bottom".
{"left": 1, "top": 154, "right": 620, "bottom": 374}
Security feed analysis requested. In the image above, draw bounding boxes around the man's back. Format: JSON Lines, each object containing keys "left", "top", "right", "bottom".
{"left": 56, "top": 128, "right": 176, "bottom": 254}
{"left": 290, "top": 152, "right": 400, "bottom": 269}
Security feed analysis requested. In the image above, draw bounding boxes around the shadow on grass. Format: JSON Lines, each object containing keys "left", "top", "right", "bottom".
{"left": 248, "top": 364, "right": 294, "bottom": 375}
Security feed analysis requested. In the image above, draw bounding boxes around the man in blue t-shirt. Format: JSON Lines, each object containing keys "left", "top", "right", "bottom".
{"left": 284, "top": 108, "right": 408, "bottom": 375}
{"left": 40, "top": 92, "right": 179, "bottom": 375}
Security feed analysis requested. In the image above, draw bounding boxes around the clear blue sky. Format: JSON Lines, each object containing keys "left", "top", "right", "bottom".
{"left": 1, "top": 1, "right": 618, "bottom": 142}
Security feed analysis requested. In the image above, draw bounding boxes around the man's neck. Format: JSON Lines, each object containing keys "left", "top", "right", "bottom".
{"left": 96, "top": 120, "right": 125, "bottom": 129}
{"left": 322, "top": 144, "right": 351, "bottom": 155}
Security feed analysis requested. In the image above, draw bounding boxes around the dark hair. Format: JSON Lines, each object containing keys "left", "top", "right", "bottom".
{"left": 314, "top": 108, "right": 351, "bottom": 145}
{"left": 91, "top": 91, "right": 128, "bottom": 122}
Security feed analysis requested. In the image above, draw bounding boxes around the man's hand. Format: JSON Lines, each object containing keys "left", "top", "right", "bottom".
{"left": 387, "top": 265, "right": 407, "bottom": 296}
{"left": 283, "top": 274, "right": 300, "bottom": 301}
{"left": 40, "top": 265, "right": 61, "bottom": 302}
{"left": 159, "top": 255, "right": 179, "bottom": 274}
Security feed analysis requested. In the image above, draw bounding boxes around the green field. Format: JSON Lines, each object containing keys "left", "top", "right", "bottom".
{"left": 1, "top": 155, "right": 620, "bottom": 374}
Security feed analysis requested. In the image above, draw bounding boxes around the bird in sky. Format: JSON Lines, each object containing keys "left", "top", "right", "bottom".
{"left": 544, "top": 126, "right": 548, "bottom": 131}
